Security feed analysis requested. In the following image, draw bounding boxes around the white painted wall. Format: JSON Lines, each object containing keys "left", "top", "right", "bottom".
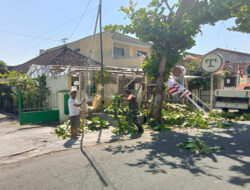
{"left": 46, "top": 75, "right": 69, "bottom": 94}
{"left": 46, "top": 75, "right": 70, "bottom": 122}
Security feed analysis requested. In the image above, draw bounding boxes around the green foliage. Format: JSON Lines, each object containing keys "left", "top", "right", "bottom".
{"left": 0, "top": 71, "right": 50, "bottom": 111}
{"left": 55, "top": 117, "right": 110, "bottom": 139}
{"left": 106, "top": 94, "right": 139, "bottom": 134}
{"left": 0, "top": 60, "right": 7, "bottom": 73}
{"left": 177, "top": 137, "right": 222, "bottom": 154}
{"left": 142, "top": 103, "right": 233, "bottom": 130}
{"left": 104, "top": 95, "right": 129, "bottom": 115}
{"left": 209, "top": 111, "right": 250, "bottom": 121}
{"left": 105, "top": 0, "right": 250, "bottom": 121}
{"left": 86, "top": 117, "right": 110, "bottom": 131}
{"left": 90, "top": 68, "right": 111, "bottom": 84}
{"left": 227, "top": 0, "right": 250, "bottom": 33}
{"left": 55, "top": 120, "right": 72, "bottom": 139}
{"left": 33, "top": 75, "right": 50, "bottom": 110}
{"left": 224, "top": 70, "right": 232, "bottom": 77}
{"left": 186, "top": 59, "right": 224, "bottom": 90}
{"left": 105, "top": 0, "right": 250, "bottom": 79}
{"left": 0, "top": 71, "right": 35, "bottom": 90}
{"left": 240, "top": 113, "right": 250, "bottom": 121}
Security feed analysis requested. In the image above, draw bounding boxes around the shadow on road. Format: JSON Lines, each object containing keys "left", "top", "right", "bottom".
{"left": 104, "top": 122, "right": 250, "bottom": 187}
{"left": 63, "top": 137, "right": 79, "bottom": 148}
{"left": 80, "top": 137, "right": 117, "bottom": 189}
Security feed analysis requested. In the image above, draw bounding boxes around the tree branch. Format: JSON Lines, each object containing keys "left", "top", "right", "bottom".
{"left": 162, "top": 0, "right": 175, "bottom": 24}
{"left": 162, "top": 0, "right": 173, "bottom": 13}
{"left": 175, "top": 0, "right": 196, "bottom": 23}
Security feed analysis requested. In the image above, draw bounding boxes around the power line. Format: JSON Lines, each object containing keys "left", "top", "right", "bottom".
{"left": 1, "top": 5, "right": 99, "bottom": 64}
{"left": 68, "top": 0, "right": 93, "bottom": 39}
{"left": 0, "top": 14, "right": 83, "bottom": 52}
{"left": 3, "top": 28, "right": 71, "bottom": 58}
{"left": 0, "top": 30, "right": 59, "bottom": 42}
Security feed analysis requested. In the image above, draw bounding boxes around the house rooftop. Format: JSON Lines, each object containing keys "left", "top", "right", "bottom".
{"left": 9, "top": 46, "right": 99, "bottom": 73}
{"left": 209, "top": 48, "right": 250, "bottom": 57}
{"left": 109, "top": 31, "right": 151, "bottom": 47}
{"left": 224, "top": 61, "right": 250, "bottom": 74}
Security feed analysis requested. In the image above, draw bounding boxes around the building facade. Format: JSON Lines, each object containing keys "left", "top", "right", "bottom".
{"left": 207, "top": 48, "right": 250, "bottom": 89}
{"left": 47, "top": 31, "right": 151, "bottom": 68}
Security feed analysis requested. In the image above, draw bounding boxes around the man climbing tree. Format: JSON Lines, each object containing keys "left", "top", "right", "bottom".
{"left": 105, "top": 0, "right": 250, "bottom": 121}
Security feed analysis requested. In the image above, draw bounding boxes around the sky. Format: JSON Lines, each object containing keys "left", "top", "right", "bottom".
{"left": 0, "top": 0, "right": 250, "bottom": 66}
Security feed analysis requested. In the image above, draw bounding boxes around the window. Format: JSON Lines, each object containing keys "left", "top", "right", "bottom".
{"left": 137, "top": 51, "right": 147, "bottom": 57}
{"left": 114, "top": 47, "right": 124, "bottom": 57}
{"left": 224, "top": 77, "right": 236, "bottom": 87}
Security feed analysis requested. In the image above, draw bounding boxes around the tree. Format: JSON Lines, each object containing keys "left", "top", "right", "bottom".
{"left": 105, "top": 0, "right": 250, "bottom": 121}
{"left": 0, "top": 71, "right": 50, "bottom": 110}
{"left": 0, "top": 60, "right": 7, "bottom": 74}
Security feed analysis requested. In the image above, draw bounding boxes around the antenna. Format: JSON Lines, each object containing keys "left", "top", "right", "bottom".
{"left": 61, "top": 38, "right": 68, "bottom": 45}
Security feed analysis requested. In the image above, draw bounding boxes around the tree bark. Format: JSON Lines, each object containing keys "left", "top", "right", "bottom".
{"left": 152, "top": 54, "right": 167, "bottom": 121}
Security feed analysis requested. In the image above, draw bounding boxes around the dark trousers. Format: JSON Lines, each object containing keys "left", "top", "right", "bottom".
{"left": 70, "top": 115, "right": 80, "bottom": 137}
{"left": 126, "top": 110, "right": 143, "bottom": 131}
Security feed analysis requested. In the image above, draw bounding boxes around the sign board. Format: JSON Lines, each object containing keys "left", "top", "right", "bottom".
{"left": 201, "top": 53, "right": 224, "bottom": 73}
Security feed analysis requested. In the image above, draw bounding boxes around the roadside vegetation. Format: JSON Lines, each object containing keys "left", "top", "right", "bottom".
{"left": 55, "top": 117, "right": 110, "bottom": 139}
{"left": 0, "top": 71, "right": 50, "bottom": 111}
{"left": 55, "top": 93, "right": 250, "bottom": 139}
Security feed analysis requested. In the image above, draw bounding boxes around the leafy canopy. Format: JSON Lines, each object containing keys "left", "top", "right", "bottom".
{"left": 105, "top": 0, "right": 250, "bottom": 78}
{"left": 0, "top": 60, "right": 7, "bottom": 74}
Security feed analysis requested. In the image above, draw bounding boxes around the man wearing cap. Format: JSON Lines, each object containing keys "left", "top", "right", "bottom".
{"left": 123, "top": 90, "right": 144, "bottom": 134}
{"left": 68, "top": 89, "right": 83, "bottom": 138}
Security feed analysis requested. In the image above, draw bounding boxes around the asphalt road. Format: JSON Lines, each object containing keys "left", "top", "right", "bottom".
{"left": 0, "top": 122, "right": 250, "bottom": 190}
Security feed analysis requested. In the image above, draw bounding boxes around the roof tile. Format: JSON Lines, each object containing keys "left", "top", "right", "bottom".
{"left": 9, "top": 46, "right": 100, "bottom": 73}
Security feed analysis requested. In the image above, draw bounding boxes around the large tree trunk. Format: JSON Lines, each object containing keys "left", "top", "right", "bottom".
{"left": 152, "top": 54, "right": 167, "bottom": 121}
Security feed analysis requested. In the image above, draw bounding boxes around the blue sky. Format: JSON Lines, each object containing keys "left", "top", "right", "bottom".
{"left": 0, "top": 0, "right": 250, "bottom": 66}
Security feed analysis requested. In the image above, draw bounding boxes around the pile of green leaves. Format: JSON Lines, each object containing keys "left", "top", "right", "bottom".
{"left": 241, "top": 113, "right": 250, "bottom": 121}
{"left": 142, "top": 103, "right": 233, "bottom": 131}
{"left": 86, "top": 117, "right": 110, "bottom": 131}
{"left": 164, "top": 103, "right": 233, "bottom": 129}
{"left": 209, "top": 111, "right": 250, "bottom": 121}
{"left": 177, "top": 137, "right": 222, "bottom": 154}
{"left": 55, "top": 117, "right": 110, "bottom": 139}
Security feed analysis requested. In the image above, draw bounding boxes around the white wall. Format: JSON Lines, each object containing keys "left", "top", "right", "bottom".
{"left": 46, "top": 75, "right": 70, "bottom": 122}
{"left": 46, "top": 75, "right": 69, "bottom": 94}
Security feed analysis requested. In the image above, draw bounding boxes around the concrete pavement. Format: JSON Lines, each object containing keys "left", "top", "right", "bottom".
{"left": 0, "top": 111, "right": 119, "bottom": 165}
{"left": 0, "top": 121, "right": 250, "bottom": 190}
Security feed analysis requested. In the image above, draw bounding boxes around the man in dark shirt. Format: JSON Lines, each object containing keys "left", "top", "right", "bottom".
{"left": 123, "top": 90, "right": 144, "bottom": 134}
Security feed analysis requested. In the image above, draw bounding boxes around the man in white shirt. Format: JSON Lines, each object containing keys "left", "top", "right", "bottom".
{"left": 68, "top": 89, "right": 82, "bottom": 138}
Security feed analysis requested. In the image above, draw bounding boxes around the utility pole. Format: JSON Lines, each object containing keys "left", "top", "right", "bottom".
{"left": 99, "top": 0, "right": 105, "bottom": 106}
{"left": 210, "top": 73, "right": 214, "bottom": 109}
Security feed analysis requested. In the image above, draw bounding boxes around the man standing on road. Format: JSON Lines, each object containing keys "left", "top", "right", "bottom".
{"left": 68, "top": 89, "right": 83, "bottom": 138}
{"left": 123, "top": 90, "right": 144, "bottom": 134}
